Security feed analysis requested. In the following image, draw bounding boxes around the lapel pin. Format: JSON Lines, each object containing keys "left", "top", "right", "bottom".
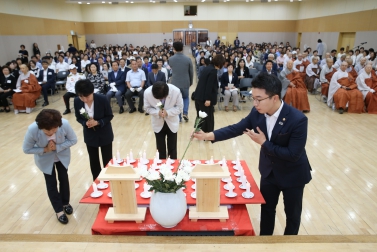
{"left": 279, "top": 122, "right": 283, "bottom": 125}
{"left": 282, "top": 118, "right": 286, "bottom": 121}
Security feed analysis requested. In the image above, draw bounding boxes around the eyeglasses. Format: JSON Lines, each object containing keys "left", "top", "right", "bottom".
{"left": 250, "top": 96, "right": 273, "bottom": 104}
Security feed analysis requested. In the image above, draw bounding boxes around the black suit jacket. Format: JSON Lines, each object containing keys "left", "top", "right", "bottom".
{"left": 108, "top": 70, "right": 126, "bottom": 93}
{"left": 74, "top": 93, "right": 114, "bottom": 147}
{"left": 262, "top": 68, "right": 278, "bottom": 77}
{"left": 37, "top": 68, "right": 56, "bottom": 86}
{"left": 213, "top": 103, "right": 311, "bottom": 188}
{"left": 220, "top": 72, "right": 239, "bottom": 94}
{"left": 146, "top": 71, "right": 166, "bottom": 88}
{"left": 194, "top": 65, "right": 218, "bottom": 105}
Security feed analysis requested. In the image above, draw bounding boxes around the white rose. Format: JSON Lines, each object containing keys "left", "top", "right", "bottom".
{"left": 137, "top": 169, "right": 149, "bottom": 178}
{"left": 156, "top": 102, "right": 162, "bottom": 107}
{"left": 146, "top": 171, "right": 160, "bottom": 181}
{"left": 175, "top": 175, "right": 183, "bottom": 184}
{"left": 164, "top": 173, "right": 176, "bottom": 181}
{"left": 199, "top": 110, "right": 208, "bottom": 118}
{"left": 80, "top": 107, "right": 86, "bottom": 114}
{"left": 160, "top": 169, "right": 173, "bottom": 180}
{"left": 178, "top": 170, "right": 190, "bottom": 181}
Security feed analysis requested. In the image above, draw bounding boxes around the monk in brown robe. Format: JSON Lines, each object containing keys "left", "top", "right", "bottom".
{"left": 328, "top": 61, "right": 364, "bottom": 114}
{"left": 12, "top": 64, "right": 41, "bottom": 114}
{"left": 281, "top": 60, "right": 310, "bottom": 112}
{"left": 346, "top": 58, "right": 358, "bottom": 79}
{"left": 305, "top": 57, "right": 320, "bottom": 93}
{"left": 356, "top": 64, "right": 377, "bottom": 114}
{"left": 319, "top": 58, "right": 337, "bottom": 103}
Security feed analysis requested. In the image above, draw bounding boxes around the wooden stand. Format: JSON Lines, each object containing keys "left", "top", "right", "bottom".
{"left": 189, "top": 164, "right": 230, "bottom": 222}
{"left": 97, "top": 165, "right": 146, "bottom": 223}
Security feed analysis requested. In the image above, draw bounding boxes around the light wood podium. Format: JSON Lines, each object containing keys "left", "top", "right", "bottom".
{"left": 97, "top": 165, "right": 146, "bottom": 223}
{"left": 189, "top": 163, "right": 230, "bottom": 222}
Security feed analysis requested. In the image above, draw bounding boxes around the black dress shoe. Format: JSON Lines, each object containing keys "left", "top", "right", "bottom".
{"left": 183, "top": 114, "right": 189, "bottom": 122}
{"left": 339, "top": 108, "right": 344, "bottom": 114}
{"left": 63, "top": 204, "right": 73, "bottom": 215}
{"left": 63, "top": 109, "right": 71, "bottom": 115}
{"left": 42, "top": 102, "right": 49, "bottom": 107}
{"left": 138, "top": 108, "right": 144, "bottom": 113}
{"left": 56, "top": 213, "right": 68, "bottom": 224}
{"left": 145, "top": 112, "right": 149, "bottom": 116}
{"left": 119, "top": 107, "right": 124, "bottom": 114}
{"left": 129, "top": 108, "right": 136, "bottom": 113}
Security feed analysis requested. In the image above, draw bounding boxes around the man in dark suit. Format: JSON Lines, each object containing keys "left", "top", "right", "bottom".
{"left": 262, "top": 60, "right": 278, "bottom": 77}
{"left": 193, "top": 73, "right": 312, "bottom": 236}
{"left": 214, "top": 36, "right": 221, "bottom": 48}
{"left": 234, "top": 37, "right": 240, "bottom": 48}
{"left": 106, "top": 61, "right": 127, "bottom": 114}
{"left": 146, "top": 64, "right": 166, "bottom": 89}
{"left": 37, "top": 60, "right": 56, "bottom": 107}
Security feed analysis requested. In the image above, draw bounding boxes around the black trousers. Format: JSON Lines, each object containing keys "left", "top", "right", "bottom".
{"left": 43, "top": 162, "right": 70, "bottom": 213}
{"left": 125, "top": 89, "right": 144, "bottom": 110}
{"left": 260, "top": 172, "right": 305, "bottom": 235}
{"left": 63, "top": 92, "right": 76, "bottom": 110}
{"left": 154, "top": 122, "right": 177, "bottom": 159}
{"left": 195, "top": 100, "right": 214, "bottom": 133}
{"left": 41, "top": 83, "right": 55, "bottom": 103}
{"left": 0, "top": 91, "right": 13, "bottom": 107}
{"left": 86, "top": 143, "right": 113, "bottom": 181}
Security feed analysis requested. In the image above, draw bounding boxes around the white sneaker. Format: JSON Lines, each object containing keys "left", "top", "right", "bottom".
{"left": 26, "top": 107, "right": 31, "bottom": 114}
{"left": 14, "top": 109, "right": 19, "bottom": 114}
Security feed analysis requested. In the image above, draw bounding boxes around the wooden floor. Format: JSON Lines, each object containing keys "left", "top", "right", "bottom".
{"left": 1, "top": 52, "right": 377, "bottom": 250}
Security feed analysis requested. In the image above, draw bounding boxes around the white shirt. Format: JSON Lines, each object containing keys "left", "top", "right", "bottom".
{"left": 43, "top": 69, "right": 48, "bottom": 82}
{"left": 265, "top": 101, "right": 284, "bottom": 141}
{"left": 55, "top": 61, "right": 69, "bottom": 72}
{"left": 85, "top": 101, "right": 94, "bottom": 118}
{"left": 81, "top": 60, "right": 91, "bottom": 71}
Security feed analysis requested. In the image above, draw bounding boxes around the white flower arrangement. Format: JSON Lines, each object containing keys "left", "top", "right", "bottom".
{"left": 138, "top": 163, "right": 191, "bottom": 193}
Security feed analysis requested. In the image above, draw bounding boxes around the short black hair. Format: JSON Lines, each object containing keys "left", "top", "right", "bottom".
{"left": 42, "top": 60, "right": 49, "bottom": 65}
{"left": 157, "top": 58, "right": 163, "bottom": 63}
{"left": 252, "top": 72, "right": 282, "bottom": 99}
{"left": 35, "top": 109, "right": 62, "bottom": 130}
{"left": 173, "top": 42, "right": 183, "bottom": 52}
{"left": 151, "top": 64, "right": 158, "bottom": 70}
{"left": 75, "top": 79, "right": 94, "bottom": 97}
{"left": 89, "top": 63, "right": 98, "bottom": 72}
{"left": 152, "top": 81, "right": 169, "bottom": 99}
{"left": 265, "top": 60, "right": 274, "bottom": 65}
{"left": 143, "top": 56, "right": 149, "bottom": 60}
{"left": 317, "top": 39, "right": 322, "bottom": 43}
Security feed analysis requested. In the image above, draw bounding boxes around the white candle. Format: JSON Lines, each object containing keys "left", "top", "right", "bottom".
{"left": 100, "top": 180, "right": 104, "bottom": 185}
{"left": 117, "top": 150, "right": 121, "bottom": 161}
{"left": 246, "top": 182, "right": 251, "bottom": 193}
{"left": 143, "top": 150, "right": 146, "bottom": 161}
{"left": 130, "top": 149, "right": 134, "bottom": 161}
{"left": 210, "top": 156, "right": 214, "bottom": 164}
{"left": 126, "top": 154, "right": 130, "bottom": 165}
{"left": 92, "top": 182, "right": 98, "bottom": 192}
{"left": 113, "top": 156, "right": 117, "bottom": 164}
{"left": 167, "top": 156, "right": 171, "bottom": 164}
{"left": 228, "top": 182, "right": 235, "bottom": 193}
{"left": 143, "top": 182, "right": 149, "bottom": 193}
{"left": 156, "top": 150, "right": 159, "bottom": 160}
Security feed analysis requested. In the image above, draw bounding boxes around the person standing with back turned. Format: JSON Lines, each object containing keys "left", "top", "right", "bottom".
{"left": 168, "top": 42, "right": 193, "bottom": 122}
{"left": 193, "top": 72, "right": 312, "bottom": 236}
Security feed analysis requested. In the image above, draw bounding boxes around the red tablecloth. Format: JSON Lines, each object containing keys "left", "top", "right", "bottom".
{"left": 80, "top": 160, "right": 265, "bottom": 205}
{"left": 92, "top": 204, "right": 255, "bottom": 236}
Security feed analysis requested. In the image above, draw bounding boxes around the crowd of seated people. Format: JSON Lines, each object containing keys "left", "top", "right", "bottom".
{"left": 1, "top": 39, "right": 377, "bottom": 116}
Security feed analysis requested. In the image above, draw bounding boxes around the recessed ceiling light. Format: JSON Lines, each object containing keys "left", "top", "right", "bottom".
{"left": 126, "top": 1, "right": 129, "bottom": 2}
{"left": 201, "top": 0, "right": 205, "bottom": 2}
{"left": 108, "top": 1, "right": 112, "bottom": 3}
{"left": 268, "top": 0, "right": 271, "bottom": 2}
{"left": 174, "top": 0, "right": 177, "bottom": 2}
{"left": 130, "top": 1, "right": 133, "bottom": 3}
{"left": 78, "top": 1, "right": 82, "bottom": 4}
{"left": 102, "top": 1, "right": 105, "bottom": 3}
{"left": 290, "top": 0, "right": 293, "bottom": 2}
{"left": 87, "top": 2, "right": 90, "bottom": 4}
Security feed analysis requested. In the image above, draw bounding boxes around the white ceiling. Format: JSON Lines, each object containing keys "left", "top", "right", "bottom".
{"left": 66, "top": 0, "right": 309, "bottom": 4}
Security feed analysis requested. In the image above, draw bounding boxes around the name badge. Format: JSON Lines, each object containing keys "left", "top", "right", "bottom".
{"left": 48, "top": 72, "right": 52, "bottom": 75}
{"left": 7, "top": 80, "right": 11, "bottom": 83}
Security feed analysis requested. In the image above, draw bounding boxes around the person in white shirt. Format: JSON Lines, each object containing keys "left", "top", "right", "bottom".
{"left": 320, "top": 53, "right": 331, "bottom": 68}
{"left": 62, "top": 65, "right": 86, "bottom": 115}
{"left": 333, "top": 54, "right": 346, "bottom": 69}
{"left": 356, "top": 64, "right": 377, "bottom": 114}
{"left": 337, "top": 47, "right": 345, "bottom": 60}
{"left": 157, "top": 59, "right": 168, "bottom": 81}
{"left": 320, "top": 58, "right": 337, "bottom": 102}
{"left": 55, "top": 55, "right": 69, "bottom": 73}
{"left": 125, "top": 60, "right": 146, "bottom": 113}
{"left": 283, "top": 52, "right": 292, "bottom": 69}
{"left": 81, "top": 55, "right": 91, "bottom": 73}
{"left": 355, "top": 49, "right": 362, "bottom": 65}
{"left": 90, "top": 40, "right": 96, "bottom": 49}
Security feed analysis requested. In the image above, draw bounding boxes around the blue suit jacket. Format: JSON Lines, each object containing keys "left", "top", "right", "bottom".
{"left": 146, "top": 71, "right": 166, "bottom": 88}
{"left": 213, "top": 103, "right": 311, "bottom": 188}
{"left": 74, "top": 93, "right": 114, "bottom": 147}
{"left": 108, "top": 70, "right": 126, "bottom": 93}
{"left": 37, "top": 68, "right": 56, "bottom": 86}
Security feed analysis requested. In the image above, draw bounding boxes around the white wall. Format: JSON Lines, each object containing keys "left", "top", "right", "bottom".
{"left": 355, "top": 31, "right": 377, "bottom": 51}
{"left": 298, "top": 0, "right": 377, "bottom": 19}
{"left": 0, "top": 0, "right": 83, "bottom": 21}
{"left": 300, "top": 32, "right": 339, "bottom": 54}
{"left": 238, "top": 32, "right": 297, "bottom": 47}
{"left": 0, "top": 35, "right": 69, "bottom": 64}
{"left": 81, "top": 2, "right": 299, "bottom": 22}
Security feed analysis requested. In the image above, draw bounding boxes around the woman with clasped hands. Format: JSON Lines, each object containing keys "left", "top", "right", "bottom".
{"left": 74, "top": 79, "right": 114, "bottom": 181}
{"left": 23, "top": 109, "right": 77, "bottom": 224}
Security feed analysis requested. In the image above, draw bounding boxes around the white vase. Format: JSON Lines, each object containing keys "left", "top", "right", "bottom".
{"left": 149, "top": 189, "right": 187, "bottom": 228}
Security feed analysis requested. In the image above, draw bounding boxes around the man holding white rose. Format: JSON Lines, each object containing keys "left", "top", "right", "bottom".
{"left": 125, "top": 59, "right": 146, "bottom": 113}
{"left": 144, "top": 81, "right": 183, "bottom": 159}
